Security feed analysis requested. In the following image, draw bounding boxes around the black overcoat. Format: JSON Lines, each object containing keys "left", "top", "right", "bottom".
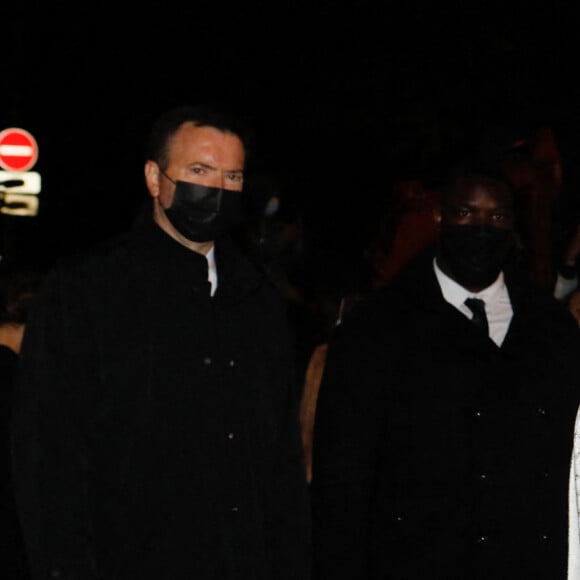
{"left": 311, "top": 249, "right": 580, "bottom": 580}
{"left": 12, "top": 215, "right": 312, "bottom": 580}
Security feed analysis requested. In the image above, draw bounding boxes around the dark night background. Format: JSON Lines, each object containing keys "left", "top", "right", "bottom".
{"left": 3, "top": 1, "right": 580, "bottom": 290}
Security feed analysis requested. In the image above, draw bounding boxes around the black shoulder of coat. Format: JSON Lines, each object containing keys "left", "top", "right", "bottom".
{"left": 51, "top": 201, "right": 152, "bottom": 281}
{"left": 40, "top": 231, "right": 134, "bottom": 305}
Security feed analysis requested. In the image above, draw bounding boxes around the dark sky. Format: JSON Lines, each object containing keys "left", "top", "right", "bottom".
{"left": 3, "top": 1, "right": 580, "bottom": 276}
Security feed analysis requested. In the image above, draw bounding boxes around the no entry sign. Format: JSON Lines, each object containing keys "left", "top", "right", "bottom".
{"left": 0, "top": 127, "right": 39, "bottom": 172}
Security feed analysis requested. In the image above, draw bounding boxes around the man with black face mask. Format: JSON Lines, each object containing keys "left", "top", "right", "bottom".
{"left": 311, "top": 170, "right": 580, "bottom": 580}
{"left": 433, "top": 174, "right": 517, "bottom": 347}
{"left": 11, "top": 106, "right": 312, "bottom": 580}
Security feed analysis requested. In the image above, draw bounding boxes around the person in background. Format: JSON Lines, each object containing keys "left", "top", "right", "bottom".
{"left": 567, "top": 289, "right": 580, "bottom": 326}
{"left": 310, "top": 168, "right": 580, "bottom": 579}
{"left": 492, "top": 125, "right": 565, "bottom": 292}
{"left": 367, "top": 179, "right": 440, "bottom": 288}
{"left": 0, "top": 268, "right": 43, "bottom": 580}
{"left": 11, "top": 105, "right": 311, "bottom": 580}
{"left": 554, "top": 221, "right": 580, "bottom": 302}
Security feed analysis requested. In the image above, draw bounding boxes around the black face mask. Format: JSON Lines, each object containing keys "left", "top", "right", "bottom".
{"left": 438, "top": 223, "right": 514, "bottom": 289}
{"left": 163, "top": 178, "right": 242, "bottom": 243}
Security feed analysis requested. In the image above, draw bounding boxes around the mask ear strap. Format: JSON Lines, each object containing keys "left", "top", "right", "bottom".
{"left": 160, "top": 170, "right": 177, "bottom": 185}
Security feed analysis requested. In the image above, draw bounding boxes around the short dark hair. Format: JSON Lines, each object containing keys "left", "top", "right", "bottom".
{"left": 441, "top": 168, "right": 514, "bottom": 210}
{"left": 145, "top": 104, "right": 252, "bottom": 171}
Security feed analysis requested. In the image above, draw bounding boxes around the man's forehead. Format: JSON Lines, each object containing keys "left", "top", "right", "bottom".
{"left": 446, "top": 180, "right": 513, "bottom": 207}
{"left": 169, "top": 123, "right": 245, "bottom": 164}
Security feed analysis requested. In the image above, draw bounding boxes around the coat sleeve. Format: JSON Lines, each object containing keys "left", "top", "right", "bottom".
{"left": 569, "top": 405, "right": 580, "bottom": 580}
{"left": 11, "top": 267, "right": 97, "bottom": 580}
{"left": 309, "top": 304, "right": 389, "bottom": 580}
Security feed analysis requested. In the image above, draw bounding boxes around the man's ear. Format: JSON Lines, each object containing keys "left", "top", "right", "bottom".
{"left": 144, "top": 161, "right": 160, "bottom": 198}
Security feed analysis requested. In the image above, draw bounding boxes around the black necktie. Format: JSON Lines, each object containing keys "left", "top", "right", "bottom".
{"left": 464, "top": 297, "right": 489, "bottom": 336}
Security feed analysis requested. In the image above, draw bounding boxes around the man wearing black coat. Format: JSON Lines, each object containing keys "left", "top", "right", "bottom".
{"left": 11, "top": 106, "right": 311, "bottom": 580}
{"left": 310, "top": 171, "right": 580, "bottom": 579}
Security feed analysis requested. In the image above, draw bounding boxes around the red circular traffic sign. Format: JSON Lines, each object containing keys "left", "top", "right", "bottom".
{"left": 0, "top": 127, "right": 39, "bottom": 172}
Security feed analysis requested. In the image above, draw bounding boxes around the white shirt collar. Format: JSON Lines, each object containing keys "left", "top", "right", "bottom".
{"left": 433, "top": 257, "right": 505, "bottom": 308}
{"left": 433, "top": 258, "right": 512, "bottom": 347}
{"left": 206, "top": 245, "right": 218, "bottom": 296}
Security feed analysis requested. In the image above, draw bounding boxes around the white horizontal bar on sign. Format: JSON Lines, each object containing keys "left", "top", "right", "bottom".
{"left": 0, "top": 170, "right": 41, "bottom": 194}
{"left": 0, "top": 144, "right": 34, "bottom": 156}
